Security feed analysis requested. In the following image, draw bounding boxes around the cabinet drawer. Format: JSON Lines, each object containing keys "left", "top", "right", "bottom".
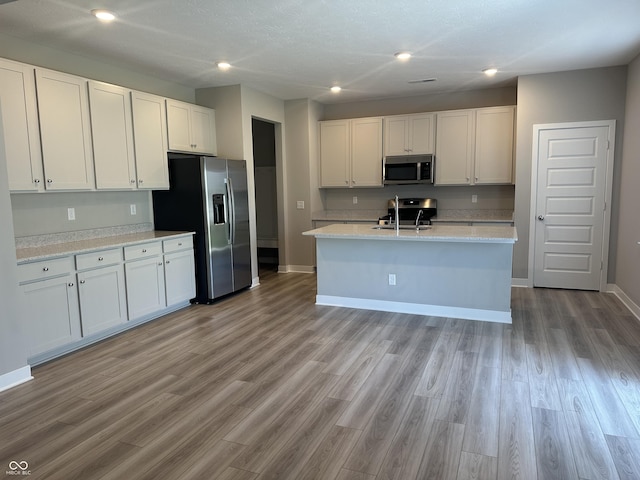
{"left": 124, "top": 241, "right": 162, "bottom": 261}
{"left": 76, "top": 248, "right": 123, "bottom": 271}
{"left": 163, "top": 235, "right": 193, "bottom": 253}
{"left": 17, "top": 256, "right": 74, "bottom": 284}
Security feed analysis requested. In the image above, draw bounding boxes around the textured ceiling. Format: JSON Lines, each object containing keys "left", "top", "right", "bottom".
{"left": 1, "top": 0, "right": 639, "bottom": 103}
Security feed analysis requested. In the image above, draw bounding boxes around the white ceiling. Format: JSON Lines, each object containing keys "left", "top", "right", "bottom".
{"left": 1, "top": 0, "right": 639, "bottom": 104}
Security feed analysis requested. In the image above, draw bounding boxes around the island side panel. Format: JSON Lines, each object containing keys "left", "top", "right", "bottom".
{"left": 315, "top": 237, "right": 513, "bottom": 320}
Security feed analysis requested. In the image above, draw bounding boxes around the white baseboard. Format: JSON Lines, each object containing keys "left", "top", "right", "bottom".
{"left": 316, "top": 295, "right": 512, "bottom": 324}
{"left": 511, "top": 278, "right": 529, "bottom": 288}
{"left": 0, "top": 365, "right": 33, "bottom": 393}
{"left": 251, "top": 277, "right": 260, "bottom": 288}
{"left": 608, "top": 284, "right": 640, "bottom": 321}
{"left": 277, "top": 265, "right": 315, "bottom": 274}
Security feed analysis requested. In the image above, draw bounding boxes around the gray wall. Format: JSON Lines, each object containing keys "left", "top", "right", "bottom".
{"left": 11, "top": 191, "right": 153, "bottom": 237}
{"left": 615, "top": 54, "right": 640, "bottom": 306}
{"left": 513, "top": 66, "right": 628, "bottom": 280}
{"left": 0, "top": 101, "right": 28, "bottom": 380}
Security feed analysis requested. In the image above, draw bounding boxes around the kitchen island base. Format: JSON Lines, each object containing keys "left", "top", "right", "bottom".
{"left": 305, "top": 224, "right": 517, "bottom": 324}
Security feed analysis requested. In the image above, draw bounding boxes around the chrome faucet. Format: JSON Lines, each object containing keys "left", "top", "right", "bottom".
{"left": 415, "top": 209, "right": 423, "bottom": 229}
{"left": 394, "top": 195, "right": 400, "bottom": 233}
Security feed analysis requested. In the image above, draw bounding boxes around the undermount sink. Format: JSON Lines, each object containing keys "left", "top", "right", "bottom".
{"left": 372, "top": 225, "right": 432, "bottom": 231}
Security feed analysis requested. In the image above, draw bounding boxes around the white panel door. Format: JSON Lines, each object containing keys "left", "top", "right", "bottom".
{"left": 351, "top": 117, "right": 383, "bottom": 187}
{"left": 78, "top": 264, "right": 128, "bottom": 336}
{"left": 319, "top": 120, "right": 350, "bottom": 187}
{"left": 435, "top": 110, "right": 474, "bottom": 185}
{"left": 131, "top": 91, "right": 169, "bottom": 189}
{"left": 190, "top": 105, "right": 217, "bottom": 155}
{"left": 533, "top": 125, "right": 611, "bottom": 290}
{"left": 166, "top": 99, "right": 193, "bottom": 152}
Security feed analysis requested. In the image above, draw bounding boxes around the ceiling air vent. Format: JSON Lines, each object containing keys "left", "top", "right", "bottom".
{"left": 408, "top": 78, "right": 437, "bottom": 84}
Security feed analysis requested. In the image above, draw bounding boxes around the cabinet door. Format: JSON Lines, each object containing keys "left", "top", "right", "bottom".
{"left": 319, "top": 120, "right": 350, "bottom": 187}
{"left": 166, "top": 99, "right": 193, "bottom": 152}
{"left": 190, "top": 105, "right": 217, "bottom": 155}
{"left": 35, "top": 69, "right": 94, "bottom": 190}
{"left": 88, "top": 81, "right": 136, "bottom": 189}
{"left": 351, "top": 117, "right": 383, "bottom": 187}
{"left": 131, "top": 91, "right": 169, "bottom": 189}
{"left": 78, "top": 264, "right": 127, "bottom": 336}
{"left": 435, "top": 110, "right": 474, "bottom": 185}
{"left": 409, "top": 113, "right": 435, "bottom": 154}
{"left": 383, "top": 116, "right": 409, "bottom": 156}
{"left": 164, "top": 249, "right": 196, "bottom": 306}
{"left": 0, "top": 59, "right": 44, "bottom": 191}
{"left": 474, "top": 106, "right": 514, "bottom": 184}
{"left": 21, "top": 275, "right": 81, "bottom": 357}
{"left": 125, "top": 256, "right": 166, "bottom": 320}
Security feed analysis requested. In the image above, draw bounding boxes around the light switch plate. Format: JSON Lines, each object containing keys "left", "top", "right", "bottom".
{"left": 296, "top": 200, "right": 304, "bottom": 209}
{"left": 67, "top": 207, "right": 75, "bottom": 221}
{"left": 471, "top": 194, "right": 478, "bottom": 203}
{"left": 130, "top": 204, "right": 137, "bottom": 215}
{"left": 353, "top": 196, "right": 358, "bottom": 204}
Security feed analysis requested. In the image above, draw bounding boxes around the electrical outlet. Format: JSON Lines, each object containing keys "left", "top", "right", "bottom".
{"left": 296, "top": 200, "right": 305, "bottom": 210}
{"left": 67, "top": 207, "right": 75, "bottom": 221}
{"left": 471, "top": 194, "right": 478, "bottom": 203}
{"left": 388, "top": 273, "right": 396, "bottom": 286}
{"left": 130, "top": 204, "right": 137, "bottom": 215}
{"left": 353, "top": 196, "right": 358, "bottom": 204}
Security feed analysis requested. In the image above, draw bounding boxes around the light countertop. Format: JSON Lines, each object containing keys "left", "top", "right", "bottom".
{"left": 16, "top": 231, "right": 194, "bottom": 263}
{"left": 303, "top": 223, "right": 517, "bottom": 244}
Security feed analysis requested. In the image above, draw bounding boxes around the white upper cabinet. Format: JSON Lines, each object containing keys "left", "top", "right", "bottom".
{"left": 384, "top": 113, "right": 435, "bottom": 156}
{"left": 0, "top": 59, "right": 44, "bottom": 192}
{"left": 435, "top": 106, "right": 514, "bottom": 185}
{"left": 319, "top": 117, "right": 383, "bottom": 188}
{"left": 474, "top": 106, "right": 515, "bottom": 184}
{"left": 166, "top": 99, "right": 217, "bottom": 155}
{"left": 88, "top": 81, "right": 137, "bottom": 190}
{"left": 435, "top": 109, "right": 475, "bottom": 185}
{"left": 131, "top": 91, "right": 169, "bottom": 189}
{"left": 35, "top": 68, "right": 95, "bottom": 190}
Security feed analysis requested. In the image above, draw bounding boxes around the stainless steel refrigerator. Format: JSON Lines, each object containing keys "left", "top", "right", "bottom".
{"left": 152, "top": 154, "right": 252, "bottom": 303}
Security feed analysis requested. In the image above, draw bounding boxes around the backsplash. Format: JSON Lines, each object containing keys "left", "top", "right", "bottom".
{"left": 10, "top": 190, "right": 153, "bottom": 238}
{"left": 321, "top": 184, "right": 515, "bottom": 211}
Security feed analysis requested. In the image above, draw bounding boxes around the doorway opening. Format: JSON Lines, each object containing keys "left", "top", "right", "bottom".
{"left": 252, "top": 118, "right": 279, "bottom": 274}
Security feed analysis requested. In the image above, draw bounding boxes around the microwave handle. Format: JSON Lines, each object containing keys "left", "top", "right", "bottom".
{"left": 430, "top": 157, "right": 435, "bottom": 183}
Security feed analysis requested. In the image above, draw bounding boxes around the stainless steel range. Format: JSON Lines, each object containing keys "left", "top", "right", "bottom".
{"left": 379, "top": 197, "right": 437, "bottom": 226}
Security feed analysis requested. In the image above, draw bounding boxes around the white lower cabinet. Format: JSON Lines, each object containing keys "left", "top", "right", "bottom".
{"left": 164, "top": 248, "right": 196, "bottom": 307}
{"left": 18, "top": 258, "right": 81, "bottom": 357}
{"left": 77, "top": 263, "right": 127, "bottom": 336}
{"left": 125, "top": 255, "right": 167, "bottom": 321}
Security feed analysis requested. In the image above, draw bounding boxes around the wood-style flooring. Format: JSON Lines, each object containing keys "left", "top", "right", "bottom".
{"left": 2, "top": 270, "right": 640, "bottom": 480}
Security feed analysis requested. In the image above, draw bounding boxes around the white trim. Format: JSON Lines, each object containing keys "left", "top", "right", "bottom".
{"left": 316, "top": 295, "right": 512, "bottom": 324}
{"left": 529, "top": 120, "right": 616, "bottom": 291}
{"left": 277, "top": 265, "right": 315, "bottom": 274}
{"left": 250, "top": 277, "right": 260, "bottom": 288}
{"left": 0, "top": 366, "right": 33, "bottom": 393}
{"left": 511, "top": 278, "right": 529, "bottom": 288}
{"left": 608, "top": 284, "right": 640, "bottom": 322}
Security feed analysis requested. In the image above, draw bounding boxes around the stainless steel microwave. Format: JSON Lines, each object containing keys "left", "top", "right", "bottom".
{"left": 383, "top": 154, "right": 434, "bottom": 185}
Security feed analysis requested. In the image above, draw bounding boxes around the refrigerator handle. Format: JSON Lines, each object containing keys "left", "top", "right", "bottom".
{"left": 225, "top": 177, "right": 235, "bottom": 245}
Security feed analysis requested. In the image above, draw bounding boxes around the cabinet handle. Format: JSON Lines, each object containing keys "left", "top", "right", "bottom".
{"left": 42, "top": 267, "right": 49, "bottom": 272}
{"left": 142, "top": 249, "right": 147, "bottom": 253}
{"left": 98, "top": 257, "right": 104, "bottom": 261}
{"left": 80, "top": 280, "right": 86, "bottom": 284}
{"left": 47, "top": 179, "right": 53, "bottom": 184}
{"left": 345, "top": 180, "right": 348, "bottom": 185}
{"left": 34, "top": 179, "right": 40, "bottom": 184}
{"left": 158, "top": 262, "right": 163, "bottom": 266}
{"left": 166, "top": 260, "right": 171, "bottom": 264}
{"left": 178, "top": 242, "right": 182, "bottom": 246}
{"left": 68, "top": 282, "right": 74, "bottom": 287}
{"left": 139, "top": 179, "right": 144, "bottom": 184}
{"left": 130, "top": 179, "right": 136, "bottom": 184}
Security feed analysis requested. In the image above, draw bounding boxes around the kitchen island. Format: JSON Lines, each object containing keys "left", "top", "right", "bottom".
{"left": 303, "top": 223, "right": 517, "bottom": 323}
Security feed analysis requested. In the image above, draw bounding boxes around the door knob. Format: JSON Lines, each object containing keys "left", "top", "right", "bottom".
{"left": 538, "top": 215, "right": 545, "bottom": 220}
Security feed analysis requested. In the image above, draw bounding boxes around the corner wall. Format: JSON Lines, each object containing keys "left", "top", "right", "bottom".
{"left": 615, "top": 54, "right": 640, "bottom": 308}
{"left": 513, "top": 66, "right": 628, "bottom": 280}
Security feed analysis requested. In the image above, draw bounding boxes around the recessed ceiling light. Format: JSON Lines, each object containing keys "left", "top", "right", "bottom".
{"left": 217, "top": 62, "right": 231, "bottom": 70}
{"left": 394, "top": 52, "right": 412, "bottom": 61}
{"left": 330, "top": 86, "right": 342, "bottom": 93}
{"left": 482, "top": 67, "right": 498, "bottom": 76}
{"left": 91, "top": 9, "right": 116, "bottom": 22}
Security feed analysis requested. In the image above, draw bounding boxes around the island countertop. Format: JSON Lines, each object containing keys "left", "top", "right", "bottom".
{"left": 303, "top": 223, "right": 517, "bottom": 244}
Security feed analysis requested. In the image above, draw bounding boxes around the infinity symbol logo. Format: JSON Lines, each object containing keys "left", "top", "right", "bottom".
{"left": 8, "top": 461, "right": 28, "bottom": 470}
